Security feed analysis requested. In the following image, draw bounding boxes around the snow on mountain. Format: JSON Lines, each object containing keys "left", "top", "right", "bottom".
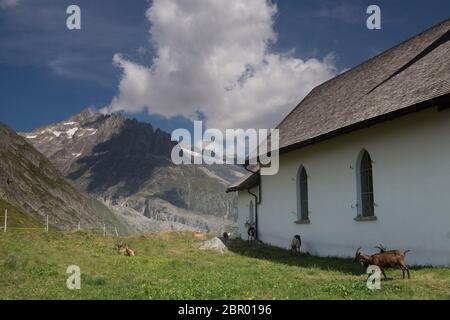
{"left": 20, "top": 108, "right": 243, "bottom": 234}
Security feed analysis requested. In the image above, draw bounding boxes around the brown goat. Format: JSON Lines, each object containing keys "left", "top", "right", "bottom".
{"left": 374, "top": 244, "right": 387, "bottom": 252}
{"left": 355, "top": 247, "right": 411, "bottom": 280}
{"left": 117, "top": 243, "right": 136, "bottom": 257}
{"left": 375, "top": 244, "right": 411, "bottom": 260}
{"left": 124, "top": 245, "right": 136, "bottom": 257}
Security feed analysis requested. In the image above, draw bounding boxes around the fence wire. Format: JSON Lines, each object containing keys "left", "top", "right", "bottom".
{"left": 6, "top": 227, "right": 45, "bottom": 231}
{"left": 0, "top": 211, "right": 120, "bottom": 236}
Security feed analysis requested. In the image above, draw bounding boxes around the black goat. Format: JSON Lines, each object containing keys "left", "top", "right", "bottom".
{"left": 247, "top": 227, "right": 256, "bottom": 241}
{"left": 291, "top": 235, "right": 301, "bottom": 254}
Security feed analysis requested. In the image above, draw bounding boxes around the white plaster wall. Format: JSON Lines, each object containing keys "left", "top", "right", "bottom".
{"left": 237, "top": 189, "right": 256, "bottom": 240}
{"left": 237, "top": 106, "right": 450, "bottom": 266}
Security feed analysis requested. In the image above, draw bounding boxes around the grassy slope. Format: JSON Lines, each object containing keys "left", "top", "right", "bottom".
{"left": 0, "top": 124, "right": 130, "bottom": 234}
{"left": 0, "top": 199, "right": 42, "bottom": 229}
{"left": 0, "top": 231, "right": 449, "bottom": 300}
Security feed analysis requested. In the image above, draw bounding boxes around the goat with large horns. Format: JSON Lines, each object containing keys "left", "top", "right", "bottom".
{"left": 355, "top": 247, "right": 411, "bottom": 280}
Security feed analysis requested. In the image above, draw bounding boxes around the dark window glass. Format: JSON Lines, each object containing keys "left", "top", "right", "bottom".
{"left": 298, "top": 167, "right": 309, "bottom": 220}
{"left": 360, "top": 151, "right": 374, "bottom": 217}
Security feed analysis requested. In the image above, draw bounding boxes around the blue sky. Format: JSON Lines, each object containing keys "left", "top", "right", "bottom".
{"left": 0, "top": 0, "right": 449, "bottom": 132}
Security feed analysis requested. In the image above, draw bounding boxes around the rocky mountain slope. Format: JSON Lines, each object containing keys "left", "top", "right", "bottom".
{"left": 21, "top": 109, "right": 243, "bottom": 233}
{"left": 0, "top": 124, "right": 130, "bottom": 234}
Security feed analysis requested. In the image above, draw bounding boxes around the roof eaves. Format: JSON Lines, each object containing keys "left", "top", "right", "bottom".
{"left": 279, "top": 92, "right": 450, "bottom": 155}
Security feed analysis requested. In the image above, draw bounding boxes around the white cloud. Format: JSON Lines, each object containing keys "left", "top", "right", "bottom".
{"left": 0, "top": 0, "right": 20, "bottom": 9}
{"left": 104, "top": 0, "right": 337, "bottom": 130}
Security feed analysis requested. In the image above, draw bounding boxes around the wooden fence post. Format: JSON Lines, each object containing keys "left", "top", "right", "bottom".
{"left": 103, "top": 223, "right": 106, "bottom": 237}
{"left": 78, "top": 220, "right": 81, "bottom": 231}
{"left": 3, "top": 209, "right": 7, "bottom": 233}
{"left": 114, "top": 226, "right": 119, "bottom": 237}
{"left": 46, "top": 215, "right": 49, "bottom": 232}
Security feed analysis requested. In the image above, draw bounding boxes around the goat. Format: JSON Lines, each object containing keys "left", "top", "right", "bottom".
{"left": 375, "top": 244, "right": 412, "bottom": 258}
{"left": 355, "top": 247, "right": 411, "bottom": 280}
{"left": 123, "top": 245, "right": 136, "bottom": 257}
{"left": 222, "top": 232, "right": 231, "bottom": 241}
{"left": 116, "top": 243, "right": 123, "bottom": 252}
{"left": 291, "top": 235, "right": 302, "bottom": 254}
{"left": 247, "top": 227, "right": 256, "bottom": 242}
{"left": 374, "top": 244, "right": 387, "bottom": 253}
{"left": 117, "top": 243, "right": 136, "bottom": 257}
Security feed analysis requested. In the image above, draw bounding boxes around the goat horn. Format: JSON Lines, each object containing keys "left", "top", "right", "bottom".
{"left": 354, "top": 247, "right": 362, "bottom": 263}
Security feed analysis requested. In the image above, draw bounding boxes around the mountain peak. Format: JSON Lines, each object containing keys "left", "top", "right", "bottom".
{"left": 17, "top": 107, "right": 241, "bottom": 233}
{"left": 80, "top": 107, "right": 96, "bottom": 115}
{"left": 70, "top": 107, "right": 102, "bottom": 123}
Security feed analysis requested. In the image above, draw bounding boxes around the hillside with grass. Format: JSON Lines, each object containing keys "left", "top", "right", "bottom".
{"left": 0, "top": 199, "right": 41, "bottom": 229}
{"left": 0, "top": 124, "right": 130, "bottom": 234}
{"left": 1, "top": 231, "right": 449, "bottom": 299}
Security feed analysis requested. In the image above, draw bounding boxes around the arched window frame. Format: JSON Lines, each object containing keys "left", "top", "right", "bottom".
{"left": 296, "top": 165, "right": 310, "bottom": 223}
{"left": 356, "top": 149, "right": 376, "bottom": 219}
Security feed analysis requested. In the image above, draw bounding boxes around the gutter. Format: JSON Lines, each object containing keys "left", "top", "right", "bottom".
{"left": 244, "top": 164, "right": 261, "bottom": 240}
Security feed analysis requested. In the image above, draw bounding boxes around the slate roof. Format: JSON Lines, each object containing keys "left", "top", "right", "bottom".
{"left": 277, "top": 18, "right": 450, "bottom": 153}
{"left": 226, "top": 171, "right": 259, "bottom": 193}
{"left": 227, "top": 19, "right": 450, "bottom": 192}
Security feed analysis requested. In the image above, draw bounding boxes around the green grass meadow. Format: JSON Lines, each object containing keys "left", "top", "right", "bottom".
{"left": 0, "top": 230, "right": 449, "bottom": 300}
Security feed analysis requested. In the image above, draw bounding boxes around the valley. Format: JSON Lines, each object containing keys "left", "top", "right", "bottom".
{"left": 12, "top": 108, "right": 244, "bottom": 234}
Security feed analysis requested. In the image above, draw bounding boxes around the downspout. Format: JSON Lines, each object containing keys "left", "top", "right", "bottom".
{"left": 244, "top": 164, "right": 261, "bottom": 240}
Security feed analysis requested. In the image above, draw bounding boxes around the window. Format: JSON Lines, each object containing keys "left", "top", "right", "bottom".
{"left": 357, "top": 150, "right": 375, "bottom": 217}
{"left": 297, "top": 166, "right": 309, "bottom": 221}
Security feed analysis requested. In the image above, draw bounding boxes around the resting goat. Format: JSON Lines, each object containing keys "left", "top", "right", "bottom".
{"left": 291, "top": 235, "right": 302, "bottom": 254}
{"left": 117, "top": 243, "right": 136, "bottom": 257}
{"left": 355, "top": 247, "right": 411, "bottom": 279}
